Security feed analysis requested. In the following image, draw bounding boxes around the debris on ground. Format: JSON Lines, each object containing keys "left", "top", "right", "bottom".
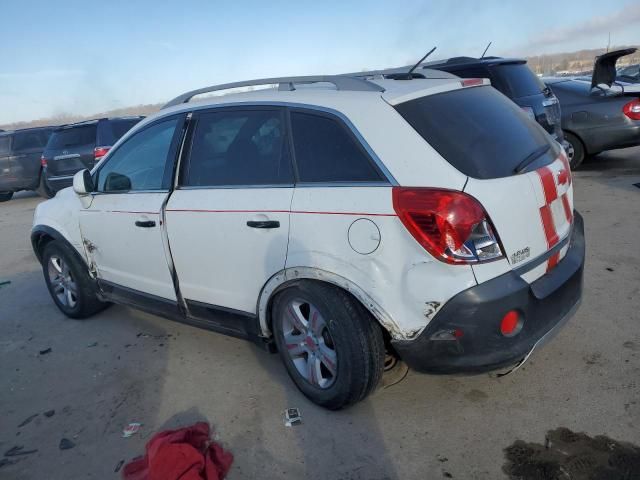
{"left": 0, "top": 458, "right": 18, "bottom": 468}
{"left": 39, "top": 347, "right": 52, "bottom": 355}
{"left": 43, "top": 410, "right": 55, "bottom": 418}
{"left": 122, "top": 422, "right": 143, "bottom": 438}
{"left": 437, "top": 454, "right": 449, "bottom": 462}
{"left": 86, "top": 342, "right": 98, "bottom": 348}
{"left": 4, "top": 445, "right": 38, "bottom": 456}
{"left": 283, "top": 408, "right": 302, "bottom": 427}
{"left": 17, "top": 413, "right": 39, "bottom": 428}
{"left": 0, "top": 280, "right": 11, "bottom": 289}
{"left": 114, "top": 459, "right": 124, "bottom": 473}
{"left": 633, "top": 182, "right": 640, "bottom": 189}
{"left": 606, "top": 267, "right": 615, "bottom": 272}
{"left": 58, "top": 438, "right": 75, "bottom": 450}
{"left": 122, "top": 422, "right": 233, "bottom": 480}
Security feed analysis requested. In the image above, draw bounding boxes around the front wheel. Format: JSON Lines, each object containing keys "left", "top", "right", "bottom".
{"left": 0, "top": 191, "right": 13, "bottom": 202}
{"left": 564, "top": 132, "right": 585, "bottom": 170}
{"left": 42, "top": 240, "right": 109, "bottom": 319}
{"left": 272, "top": 281, "right": 385, "bottom": 409}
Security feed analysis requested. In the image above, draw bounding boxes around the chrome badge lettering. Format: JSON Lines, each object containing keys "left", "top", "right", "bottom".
{"left": 511, "top": 247, "right": 530, "bottom": 264}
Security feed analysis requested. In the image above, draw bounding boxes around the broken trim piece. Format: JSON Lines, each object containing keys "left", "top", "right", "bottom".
{"left": 257, "top": 266, "right": 408, "bottom": 340}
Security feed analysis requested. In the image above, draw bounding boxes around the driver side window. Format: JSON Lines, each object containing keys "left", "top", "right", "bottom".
{"left": 96, "top": 117, "right": 179, "bottom": 192}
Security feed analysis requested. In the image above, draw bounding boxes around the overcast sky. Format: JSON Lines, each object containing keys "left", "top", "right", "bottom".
{"left": 1, "top": 0, "right": 639, "bottom": 124}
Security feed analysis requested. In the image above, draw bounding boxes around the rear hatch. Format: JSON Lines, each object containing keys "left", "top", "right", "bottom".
{"left": 43, "top": 123, "right": 97, "bottom": 177}
{"left": 393, "top": 84, "right": 574, "bottom": 283}
{"left": 5, "top": 129, "right": 52, "bottom": 185}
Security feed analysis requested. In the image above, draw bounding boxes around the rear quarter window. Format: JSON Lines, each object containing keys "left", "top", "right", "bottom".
{"left": 394, "top": 86, "right": 558, "bottom": 179}
{"left": 491, "top": 63, "right": 545, "bottom": 98}
{"left": 48, "top": 125, "right": 97, "bottom": 150}
{"left": 12, "top": 130, "right": 51, "bottom": 151}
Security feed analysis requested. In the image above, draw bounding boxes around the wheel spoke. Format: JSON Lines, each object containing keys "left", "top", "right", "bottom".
{"left": 283, "top": 332, "right": 306, "bottom": 357}
{"left": 65, "top": 288, "right": 76, "bottom": 307}
{"left": 50, "top": 257, "right": 63, "bottom": 274}
{"left": 308, "top": 306, "right": 326, "bottom": 337}
{"left": 287, "top": 305, "right": 307, "bottom": 333}
{"left": 318, "top": 343, "right": 337, "bottom": 376}
{"left": 306, "top": 355, "right": 320, "bottom": 386}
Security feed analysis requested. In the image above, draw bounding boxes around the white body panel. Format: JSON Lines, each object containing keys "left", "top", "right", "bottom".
{"left": 286, "top": 187, "right": 477, "bottom": 338}
{"left": 165, "top": 188, "right": 292, "bottom": 313}
{"left": 78, "top": 193, "right": 176, "bottom": 300}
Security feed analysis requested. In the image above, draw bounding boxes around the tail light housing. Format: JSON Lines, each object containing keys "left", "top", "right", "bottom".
{"left": 94, "top": 146, "right": 111, "bottom": 160}
{"left": 40, "top": 156, "right": 48, "bottom": 167}
{"left": 623, "top": 99, "right": 640, "bottom": 120}
{"left": 392, "top": 187, "right": 504, "bottom": 265}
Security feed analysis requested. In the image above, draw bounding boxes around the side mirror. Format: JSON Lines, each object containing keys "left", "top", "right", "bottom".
{"left": 73, "top": 169, "right": 94, "bottom": 196}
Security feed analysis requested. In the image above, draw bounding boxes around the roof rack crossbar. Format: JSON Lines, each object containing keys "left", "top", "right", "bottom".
{"left": 162, "top": 75, "right": 385, "bottom": 109}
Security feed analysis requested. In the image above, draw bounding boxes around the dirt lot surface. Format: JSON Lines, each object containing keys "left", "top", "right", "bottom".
{"left": 1, "top": 148, "right": 639, "bottom": 479}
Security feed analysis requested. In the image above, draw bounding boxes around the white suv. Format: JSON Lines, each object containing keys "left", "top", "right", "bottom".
{"left": 31, "top": 74, "right": 585, "bottom": 409}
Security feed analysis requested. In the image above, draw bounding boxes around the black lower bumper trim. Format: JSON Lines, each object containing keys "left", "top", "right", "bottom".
{"left": 392, "top": 211, "right": 585, "bottom": 374}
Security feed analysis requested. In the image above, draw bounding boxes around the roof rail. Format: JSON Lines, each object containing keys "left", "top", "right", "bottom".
{"left": 162, "top": 75, "right": 385, "bottom": 109}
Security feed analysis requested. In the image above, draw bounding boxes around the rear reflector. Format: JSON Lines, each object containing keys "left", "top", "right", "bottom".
{"left": 623, "top": 99, "right": 640, "bottom": 120}
{"left": 40, "top": 156, "right": 48, "bottom": 167}
{"left": 500, "top": 310, "right": 523, "bottom": 337}
{"left": 392, "top": 187, "right": 504, "bottom": 264}
{"left": 94, "top": 146, "right": 111, "bottom": 160}
{"left": 461, "top": 78, "right": 484, "bottom": 87}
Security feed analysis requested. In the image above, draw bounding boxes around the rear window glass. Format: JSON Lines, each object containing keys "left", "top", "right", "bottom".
{"left": 395, "top": 86, "right": 557, "bottom": 179}
{"left": 48, "top": 125, "right": 97, "bottom": 149}
{"left": 492, "top": 64, "right": 545, "bottom": 98}
{"left": 12, "top": 130, "right": 51, "bottom": 151}
{"left": 0, "top": 136, "right": 10, "bottom": 155}
{"left": 99, "top": 119, "right": 141, "bottom": 145}
{"left": 290, "top": 112, "right": 384, "bottom": 183}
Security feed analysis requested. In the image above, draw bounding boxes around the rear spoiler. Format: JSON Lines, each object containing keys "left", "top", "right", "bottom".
{"left": 591, "top": 48, "right": 637, "bottom": 89}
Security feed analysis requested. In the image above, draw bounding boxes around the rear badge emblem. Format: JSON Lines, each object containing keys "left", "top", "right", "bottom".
{"left": 511, "top": 247, "right": 531, "bottom": 264}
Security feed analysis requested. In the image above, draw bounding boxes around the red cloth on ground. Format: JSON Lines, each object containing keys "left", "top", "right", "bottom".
{"left": 122, "top": 422, "right": 233, "bottom": 480}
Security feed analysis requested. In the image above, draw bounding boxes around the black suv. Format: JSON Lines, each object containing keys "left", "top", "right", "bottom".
{"left": 426, "top": 57, "right": 564, "bottom": 143}
{"left": 0, "top": 126, "right": 54, "bottom": 202}
{"left": 41, "top": 117, "right": 143, "bottom": 196}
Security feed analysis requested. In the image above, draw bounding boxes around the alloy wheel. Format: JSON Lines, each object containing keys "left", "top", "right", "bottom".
{"left": 48, "top": 255, "right": 78, "bottom": 308}
{"left": 282, "top": 299, "right": 338, "bottom": 389}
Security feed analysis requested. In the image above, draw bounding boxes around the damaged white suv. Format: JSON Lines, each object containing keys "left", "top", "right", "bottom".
{"left": 32, "top": 73, "right": 585, "bottom": 409}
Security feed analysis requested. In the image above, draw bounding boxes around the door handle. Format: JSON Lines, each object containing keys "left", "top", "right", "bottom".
{"left": 135, "top": 220, "right": 156, "bottom": 228}
{"left": 246, "top": 220, "right": 280, "bottom": 229}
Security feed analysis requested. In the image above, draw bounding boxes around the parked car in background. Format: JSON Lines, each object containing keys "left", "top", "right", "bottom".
{"left": 617, "top": 64, "right": 639, "bottom": 83}
{"left": 0, "top": 126, "right": 54, "bottom": 202}
{"left": 545, "top": 48, "right": 640, "bottom": 168}
{"left": 41, "top": 117, "right": 143, "bottom": 197}
{"left": 32, "top": 73, "right": 584, "bottom": 409}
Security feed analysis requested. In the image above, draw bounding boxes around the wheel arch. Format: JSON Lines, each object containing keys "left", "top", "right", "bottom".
{"left": 31, "top": 225, "right": 89, "bottom": 272}
{"left": 563, "top": 128, "right": 589, "bottom": 154}
{"left": 257, "top": 267, "right": 405, "bottom": 340}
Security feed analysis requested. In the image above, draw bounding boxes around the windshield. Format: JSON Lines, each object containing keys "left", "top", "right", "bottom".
{"left": 394, "top": 86, "right": 559, "bottom": 179}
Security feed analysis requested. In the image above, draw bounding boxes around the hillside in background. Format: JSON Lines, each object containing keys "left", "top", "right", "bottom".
{"left": 2, "top": 45, "right": 639, "bottom": 131}
{"left": 525, "top": 45, "right": 640, "bottom": 75}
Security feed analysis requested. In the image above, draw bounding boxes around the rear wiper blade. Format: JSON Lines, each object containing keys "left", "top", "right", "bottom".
{"left": 514, "top": 144, "right": 551, "bottom": 173}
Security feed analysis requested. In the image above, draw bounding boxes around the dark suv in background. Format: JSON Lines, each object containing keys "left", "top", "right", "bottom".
{"left": 0, "top": 126, "right": 54, "bottom": 202}
{"left": 41, "top": 116, "right": 143, "bottom": 196}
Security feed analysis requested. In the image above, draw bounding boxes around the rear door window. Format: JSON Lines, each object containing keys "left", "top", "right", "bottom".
{"left": 0, "top": 136, "right": 11, "bottom": 156}
{"left": 290, "top": 111, "right": 384, "bottom": 183}
{"left": 48, "top": 125, "right": 97, "bottom": 150}
{"left": 12, "top": 130, "right": 51, "bottom": 152}
{"left": 182, "top": 109, "right": 292, "bottom": 187}
{"left": 395, "top": 86, "right": 558, "bottom": 179}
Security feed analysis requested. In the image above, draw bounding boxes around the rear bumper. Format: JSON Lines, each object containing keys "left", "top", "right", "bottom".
{"left": 392, "top": 211, "right": 585, "bottom": 374}
{"left": 583, "top": 124, "right": 640, "bottom": 154}
{"left": 45, "top": 172, "right": 74, "bottom": 192}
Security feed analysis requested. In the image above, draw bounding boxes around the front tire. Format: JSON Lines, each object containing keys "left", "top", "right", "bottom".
{"left": 36, "top": 173, "right": 54, "bottom": 199}
{"left": 272, "top": 281, "right": 385, "bottom": 409}
{"left": 42, "top": 240, "right": 108, "bottom": 319}
{"left": 564, "top": 131, "right": 585, "bottom": 170}
{"left": 0, "top": 191, "right": 13, "bottom": 202}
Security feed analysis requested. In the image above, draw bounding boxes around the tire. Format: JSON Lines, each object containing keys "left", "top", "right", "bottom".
{"left": 35, "top": 173, "right": 54, "bottom": 199}
{"left": 0, "top": 191, "right": 13, "bottom": 202}
{"left": 41, "top": 240, "right": 109, "bottom": 319}
{"left": 272, "top": 281, "right": 385, "bottom": 409}
{"left": 563, "top": 131, "right": 585, "bottom": 170}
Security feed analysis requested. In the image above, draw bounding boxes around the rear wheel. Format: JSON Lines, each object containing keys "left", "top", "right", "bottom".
{"left": 564, "top": 132, "right": 585, "bottom": 170}
{"left": 42, "top": 240, "right": 109, "bottom": 319}
{"left": 272, "top": 281, "right": 385, "bottom": 409}
{"left": 35, "top": 173, "right": 54, "bottom": 199}
{"left": 0, "top": 191, "right": 13, "bottom": 202}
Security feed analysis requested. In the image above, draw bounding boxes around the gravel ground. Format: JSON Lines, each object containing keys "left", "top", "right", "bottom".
{"left": 0, "top": 147, "right": 639, "bottom": 479}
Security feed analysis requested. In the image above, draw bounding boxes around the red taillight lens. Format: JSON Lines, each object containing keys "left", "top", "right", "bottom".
{"left": 392, "top": 187, "right": 504, "bottom": 264}
{"left": 94, "top": 146, "right": 110, "bottom": 160}
{"left": 623, "top": 99, "right": 640, "bottom": 120}
{"left": 40, "top": 156, "right": 48, "bottom": 167}
{"left": 461, "top": 78, "right": 484, "bottom": 87}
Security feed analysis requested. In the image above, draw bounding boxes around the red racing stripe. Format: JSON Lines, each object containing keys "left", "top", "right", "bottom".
{"left": 538, "top": 166, "right": 558, "bottom": 204}
{"left": 539, "top": 204, "right": 559, "bottom": 248}
{"left": 546, "top": 252, "right": 560, "bottom": 272}
{"left": 561, "top": 194, "right": 572, "bottom": 223}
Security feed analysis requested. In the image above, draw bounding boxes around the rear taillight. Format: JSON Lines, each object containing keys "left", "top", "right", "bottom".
{"left": 623, "top": 99, "right": 640, "bottom": 120}
{"left": 461, "top": 78, "right": 484, "bottom": 87}
{"left": 40, "top": 156, "right": 48, "bottom": 167}
{"left": 94, "top": 146, "right": 111, "bottom": 160}
{"left": 392, "top": 187, "right": 504, "bottom": 265}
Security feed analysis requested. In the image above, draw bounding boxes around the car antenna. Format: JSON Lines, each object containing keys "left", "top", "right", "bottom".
{"left": 480, "top": 41, "right": 492, "bottom": 58}
{"left": 401, "top": 47, "right": 437, "bottom": 79}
